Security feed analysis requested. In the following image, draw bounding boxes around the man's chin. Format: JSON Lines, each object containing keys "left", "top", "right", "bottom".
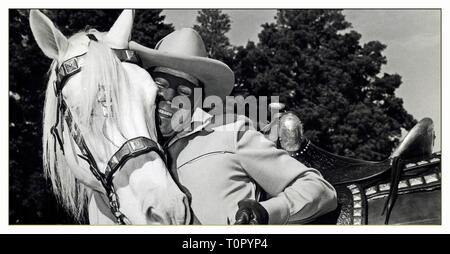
{"left": 158, "top": 117, "right": 176, "bottom": 138}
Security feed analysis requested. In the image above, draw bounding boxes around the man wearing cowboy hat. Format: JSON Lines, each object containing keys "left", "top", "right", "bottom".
{"left": 130, "top": 28, "right": 337, "bottom": 224}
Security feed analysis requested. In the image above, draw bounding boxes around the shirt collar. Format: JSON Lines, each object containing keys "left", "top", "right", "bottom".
{"left": 165, "top": 108, "right": 213, "bottom": 147}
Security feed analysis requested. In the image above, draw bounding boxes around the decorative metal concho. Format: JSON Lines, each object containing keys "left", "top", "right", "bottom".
{"left": 278, "top": 112, "right": 304, "bottom": 154}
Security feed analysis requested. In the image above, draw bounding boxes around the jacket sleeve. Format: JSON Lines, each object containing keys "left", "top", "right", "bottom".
{"left": 234, "top": 118, "right": 337, "bottom": 224}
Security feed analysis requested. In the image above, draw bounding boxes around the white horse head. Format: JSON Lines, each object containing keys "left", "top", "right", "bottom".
{"left": 30, "top": 10, "right": 191, "bottom": 224}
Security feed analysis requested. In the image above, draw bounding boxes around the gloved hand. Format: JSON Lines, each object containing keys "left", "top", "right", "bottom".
{"left": 234, "top": 199, "right": 269, "bottom": 224}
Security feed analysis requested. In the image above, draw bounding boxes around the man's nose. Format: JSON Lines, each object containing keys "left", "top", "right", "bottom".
{"left": 158, "top": 87, "right": 176, "bottom": 101}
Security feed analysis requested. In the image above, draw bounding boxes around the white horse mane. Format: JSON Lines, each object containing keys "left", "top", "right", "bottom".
{"left": 42, "top": 31, "right": 133, "bottom": 221}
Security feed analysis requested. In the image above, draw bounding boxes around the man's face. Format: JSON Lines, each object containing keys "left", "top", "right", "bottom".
{"left": 153, "top": 71, "right": 200, "bottom": 138}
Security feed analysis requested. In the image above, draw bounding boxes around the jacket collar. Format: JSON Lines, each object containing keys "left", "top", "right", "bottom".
{"left": 164, "top": 107, "right": 213, "bottom": 148}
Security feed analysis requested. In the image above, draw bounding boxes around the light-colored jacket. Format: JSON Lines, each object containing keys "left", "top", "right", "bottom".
{"left": 166, "top": 108, "right": 337, "bottom": 224}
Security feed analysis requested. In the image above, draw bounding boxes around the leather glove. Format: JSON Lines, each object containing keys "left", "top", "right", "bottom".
{"left": 234, "top": 199, "right": 269, "bottom": 224}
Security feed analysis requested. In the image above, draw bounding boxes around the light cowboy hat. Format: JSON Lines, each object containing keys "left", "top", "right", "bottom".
{"left": 129, "top": 28, "right": 235, "bottom": 101}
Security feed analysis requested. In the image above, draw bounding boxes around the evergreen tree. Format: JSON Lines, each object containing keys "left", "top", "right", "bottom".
{"left": 132, "top": 9, "right": 174, "bottom": 47}
{"left": 193, "top": 9, "right": 234, "bottom": 67}
{"left": 234, "top": 10, "right": 416, "bottom": 160}
{"left": 9, "top": 9, "right": 173, "bottom": 224}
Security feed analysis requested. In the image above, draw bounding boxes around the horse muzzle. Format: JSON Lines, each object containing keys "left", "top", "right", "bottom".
{"left": 143, "top": 189, "right": 192, "bottom": 225}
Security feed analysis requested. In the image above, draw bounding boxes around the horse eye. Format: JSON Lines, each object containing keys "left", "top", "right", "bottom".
{"left": 154, "top": 78, "right": 170, "bottom": 89}
{"left": 177, "top": 85, "right": 192, "bottom": 96}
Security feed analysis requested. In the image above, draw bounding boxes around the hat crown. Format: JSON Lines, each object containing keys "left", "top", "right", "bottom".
{"left": 155, "top": 28, "right": 208, "bottom": 58}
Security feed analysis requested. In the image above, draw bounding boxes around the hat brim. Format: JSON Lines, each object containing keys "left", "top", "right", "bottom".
{"left": 129, "top": 41, "right": 235, "bottom": 101}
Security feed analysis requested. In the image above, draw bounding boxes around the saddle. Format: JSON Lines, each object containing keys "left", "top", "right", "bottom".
{"left": 270, "top": 113, "right": 440, "bottom": 224}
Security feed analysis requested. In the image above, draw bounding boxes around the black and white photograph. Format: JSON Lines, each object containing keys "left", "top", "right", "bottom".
{"left": 7, "top": 6, "right": 443, "bottom": 234}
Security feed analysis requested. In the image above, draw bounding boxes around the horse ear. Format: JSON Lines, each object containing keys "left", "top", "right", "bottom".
{"left": 29, "top": 10, "right": 68, "bottom": 60}
{"left": 105, "top": 9, "right": 134, "bottom": 49}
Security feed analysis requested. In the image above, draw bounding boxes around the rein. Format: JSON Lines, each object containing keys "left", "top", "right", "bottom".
{"left": 51, "top": 34, "right": 165, "bottom": 224}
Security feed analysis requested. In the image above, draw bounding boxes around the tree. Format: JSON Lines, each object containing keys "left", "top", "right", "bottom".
{"left": 132, "top": 9, "right": 174, "bottom": 47}
{"left": 9, "top": 9, "right": 173, "bottom": 224}
{"left": 193, "top": 9, "right": 234, "bottom": 67}
{"left": 234, "top": 10, "right": 416, "bottom": 160}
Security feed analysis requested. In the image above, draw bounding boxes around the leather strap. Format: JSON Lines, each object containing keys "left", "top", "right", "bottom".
{"left": 54, "top": 49, "right": 141, "bottom": 95}
{"left": 105, "top": 137, "right": 166, "bottom": 186}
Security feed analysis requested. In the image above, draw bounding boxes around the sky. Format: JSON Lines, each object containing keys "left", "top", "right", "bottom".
{"left": 344, "top": 10, "right": 441, "bottom": 152}
{"left": 162, "top": 9, "right": 441, "bottom": 152}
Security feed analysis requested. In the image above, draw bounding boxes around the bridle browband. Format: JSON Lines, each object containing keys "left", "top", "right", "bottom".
{"left": 50, "top": 34, "right": 165, "bottom": 224}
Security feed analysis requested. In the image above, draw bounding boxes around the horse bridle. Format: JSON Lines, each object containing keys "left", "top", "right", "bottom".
{"left": 51, "top": 34, "right": 166, "bottom": 224}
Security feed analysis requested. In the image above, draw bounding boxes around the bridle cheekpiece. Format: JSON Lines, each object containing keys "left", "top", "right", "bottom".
{"left": 51, "top": 34, "right": 163, "bottom": 224}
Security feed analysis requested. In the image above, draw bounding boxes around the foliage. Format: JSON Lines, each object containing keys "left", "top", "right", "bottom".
{"left": 233, "top": 10, "right": 416, "bottom": 160}
{"left": 9, "top": 9, "right": 173, "bottom": 224}
{"left": 193, "top": 9, "right": 234, "bottom": 67}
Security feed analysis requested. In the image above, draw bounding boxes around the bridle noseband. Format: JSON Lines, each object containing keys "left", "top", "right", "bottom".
{"left": 51, "top": 34, "right": 165, "bottom": 224}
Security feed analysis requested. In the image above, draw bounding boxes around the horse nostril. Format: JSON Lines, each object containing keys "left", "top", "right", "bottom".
{"left": 146, "top": 207, "right": 165, "bottom": 224}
